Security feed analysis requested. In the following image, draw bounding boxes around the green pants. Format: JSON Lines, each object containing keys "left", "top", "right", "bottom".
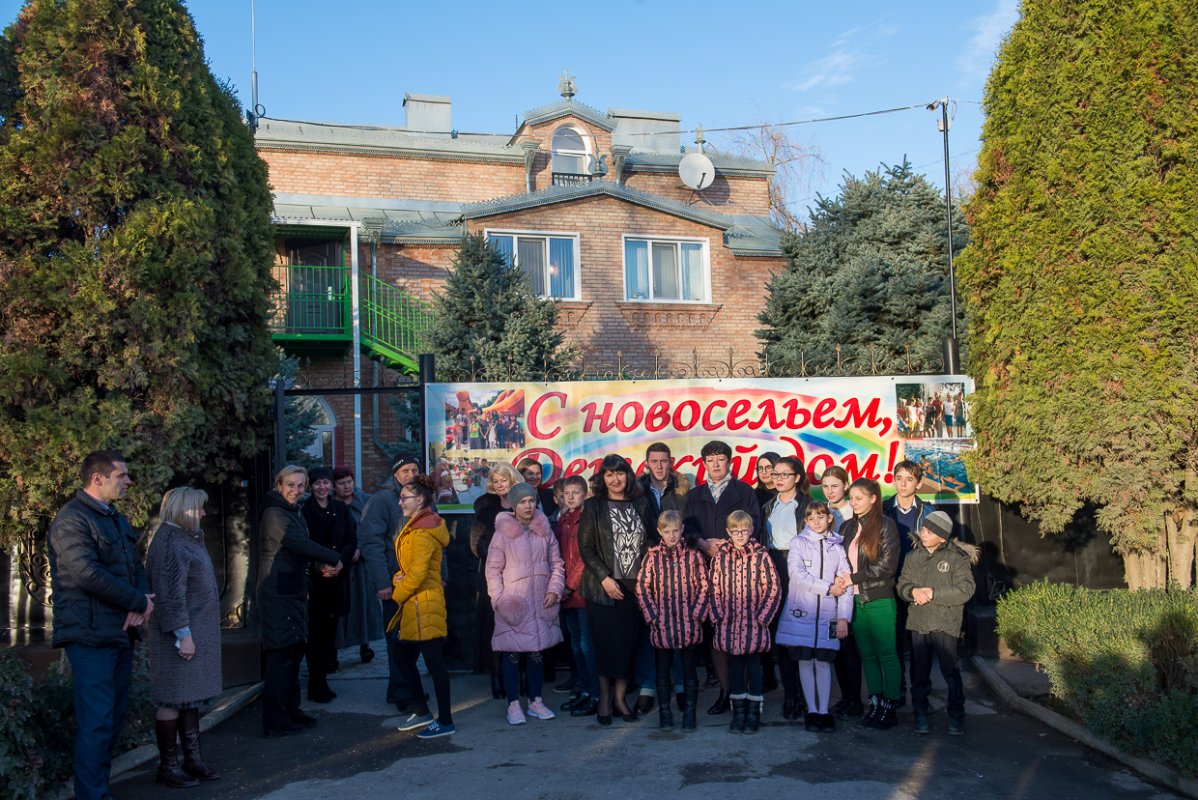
{"left": 852, "top": 596, "right": 900, "bottom": 701}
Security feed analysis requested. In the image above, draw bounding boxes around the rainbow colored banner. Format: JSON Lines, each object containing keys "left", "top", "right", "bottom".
{"left": 426, "top": 375, "right": 977, "bottom": 513}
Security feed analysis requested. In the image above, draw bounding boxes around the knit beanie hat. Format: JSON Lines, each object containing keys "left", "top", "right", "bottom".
{"left": 508, "top": 482, "right": 538, "bottom": 508}
{"left": 922, "top": 510, "right": 954, "bottom": 541}
{"left": 391, "top": 453, "right": 420, "bottom": 473}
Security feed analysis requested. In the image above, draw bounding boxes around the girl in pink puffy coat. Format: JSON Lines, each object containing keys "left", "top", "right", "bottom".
{"left": 486, "top": 482, "right": 566, "bottom": 726}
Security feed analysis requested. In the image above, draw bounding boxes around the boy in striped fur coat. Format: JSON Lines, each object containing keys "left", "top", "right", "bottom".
{"left": 637, "top": 510, "right": 709, "bottom": 730}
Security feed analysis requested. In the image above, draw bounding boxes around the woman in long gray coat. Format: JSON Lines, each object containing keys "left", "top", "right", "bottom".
{"left": 146, "top": 487, "right": 222, "bottom": 788}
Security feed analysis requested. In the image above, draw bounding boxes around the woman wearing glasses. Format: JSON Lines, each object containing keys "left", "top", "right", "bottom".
{"left": 389, "top": 476, "right": 455, "bottom": 738}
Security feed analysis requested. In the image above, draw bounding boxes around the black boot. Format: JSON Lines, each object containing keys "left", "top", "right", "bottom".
{"left": 707, "top": 688, "right": 730, "bottom": 715}
{"left": 745, "top": 695, "right": 762, "bottom": 734}
{"left": 729, "top": 697, "right": 749, "bottom": 733}
{"left": 682, "top": 680, "right": 699, "bottom": 731}
{"left": 155, "top": 718, "right": 199, "bottom": 788}
{"left": 656, "top": 678, "right": 674, "bottom": 729}
{"left": 179, "top": 708, "right": 221, "bottom": 781}
{"left": 860, "top": 694, "right": 882, "bottom": 728}
{"left": 874, "top": 697, "right": 898, "bottom": 730}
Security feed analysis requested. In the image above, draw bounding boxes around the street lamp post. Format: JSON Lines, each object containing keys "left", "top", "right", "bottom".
{"left": 928, "top": 97, "right": 960, "bottom": 374}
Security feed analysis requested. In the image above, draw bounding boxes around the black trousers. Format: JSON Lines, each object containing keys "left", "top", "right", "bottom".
{"left": 655, "top": 646, "right": 698, "bottom": 689}
{"left": 910, "top": 630, "right": 965, "bottom": 718}
{"left": 262, "top": 643, "right": 305, "bottom": 733}
{"left": 396, "top": 637, "right": 453, "bottom": 724}
{"left": 728, "top": 653, "right": 763, "bottom": 695}
{"left": 307, "top": 611, "right": 339, "bottom": 694}
{"left": 833, "top": 630, "right": 863, "bottom": 703}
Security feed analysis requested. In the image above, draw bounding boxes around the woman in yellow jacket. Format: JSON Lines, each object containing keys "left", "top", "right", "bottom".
{"left": 389, "top": 475, "right": 454, "bottom": 738}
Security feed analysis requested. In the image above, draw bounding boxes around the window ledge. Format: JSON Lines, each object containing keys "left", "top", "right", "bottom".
{"left": 617, "top": 302, "right": 723, "bottom": 327}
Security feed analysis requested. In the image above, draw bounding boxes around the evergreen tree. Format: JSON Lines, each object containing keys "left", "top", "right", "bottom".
{"left": 425, "top": 234, "right": 577, "bottom": 381}
{"left": 0, "top": 0, "right": 276, "bottom": 547}
{"left": 958, "top": 0, "right": 1198, "bottom": 588}
{"left": 758, "top": 160, "right": 966, "bottom": 376}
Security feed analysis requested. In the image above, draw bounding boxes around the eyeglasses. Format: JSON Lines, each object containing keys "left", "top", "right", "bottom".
{"left": 772, "top": 472, "right": 796, "bottom": 478}
{"left": 399, "top": 495, "right": 419, "bottom": 503}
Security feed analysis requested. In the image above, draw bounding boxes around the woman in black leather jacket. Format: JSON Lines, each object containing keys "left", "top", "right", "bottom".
{"left": 835, "top": 478, "right": 901, "bottom": 730}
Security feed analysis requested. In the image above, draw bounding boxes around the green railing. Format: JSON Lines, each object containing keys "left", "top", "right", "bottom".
{"left": 269, "top": 264, "right": 351, "bottom": 339}
{"left": 269, "top": 264, "right": 433, "bottom": 375}
{"left": 360, "top": 272, "right": 433, "bottom": 374}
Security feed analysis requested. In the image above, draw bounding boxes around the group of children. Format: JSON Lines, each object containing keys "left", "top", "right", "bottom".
{"left": 540, "top": 453, "right": 979, "bottom": 736}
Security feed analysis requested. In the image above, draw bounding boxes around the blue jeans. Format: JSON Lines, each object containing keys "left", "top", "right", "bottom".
{"left": 562, "top": 608, "right": 598, "bottom": 696}
{"left": 65, "top": 643, "right": 133, "bottom": 800}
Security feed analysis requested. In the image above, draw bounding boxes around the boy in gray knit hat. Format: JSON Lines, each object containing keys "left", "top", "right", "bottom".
{"left": 895, "top": 510, "right": 979, "bottom": 736}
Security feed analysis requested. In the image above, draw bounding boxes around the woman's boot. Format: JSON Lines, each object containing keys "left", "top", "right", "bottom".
{"left": 745, "top": 695, "right": 763, "bottom": 734}
{"left": 729, "top": 696, "right": 749, "bottom": 734}
{"left": 706, "top": 688, "right": 729, "bottom": 715}
{"left": 179, "top": 708, "right": 221, "bottom": 781}
{"left": 155, "top": 717, "right": 199, "bottom": 788}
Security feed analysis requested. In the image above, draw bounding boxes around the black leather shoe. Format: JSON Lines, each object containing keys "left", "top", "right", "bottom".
{"left": 596, "top": 713, "right": 612, "bottom": 726}
{"left": 264, "top": 722, "right": 304, "bottom": 738}
{"left": 360, "top": 644, "right": 375, "bottom": 664}
{"left": 570, "top": 696, "right": 598, "bottom": 717}
{"left": 634, "top": 695, "right": 655, "bottom": 715}
{"left": 289, "top": 711, "right": 319, "bottom": 728}
{"left": 707, "top": 690, "right": 730, "bottom": 715}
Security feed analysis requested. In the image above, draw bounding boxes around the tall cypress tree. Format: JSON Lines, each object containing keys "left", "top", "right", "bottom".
{"left": 0, "top": 0, "right": 276, "bottom": 546}
{"left": 757, "top": 160, "right": 966, "bottom": 376}
{"left": 958, "top": 0, "right": 1198, "bottom": 587}
{"left": 425, "top": 234, "right": 576, "bottom": 381}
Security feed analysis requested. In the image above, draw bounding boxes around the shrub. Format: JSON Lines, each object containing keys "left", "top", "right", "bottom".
{"left": 998, "top": 583, "right": 1198, "bottom": 775}
{"left": 0, "top": 649, "right": 155, "bottom": 800}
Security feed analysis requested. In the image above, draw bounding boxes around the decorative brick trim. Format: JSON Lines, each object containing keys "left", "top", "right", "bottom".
{"left": 616, "top": 302, "right": 723, "bottom": 328}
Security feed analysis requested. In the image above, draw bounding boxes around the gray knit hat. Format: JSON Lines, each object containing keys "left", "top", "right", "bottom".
{"left": 922, "top": 511, "right": 954, "bottom": 540}
{"left": 508, "top": 482, "right": 537, "bottom": 508}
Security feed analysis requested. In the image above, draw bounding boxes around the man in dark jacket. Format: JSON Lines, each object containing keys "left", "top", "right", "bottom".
{"left": 48, "top": 450, "right": 154, "bottom": 800}
{"left": 639, "top": 442, "right": 689, "bottom": 518}
{"left": 358, "top": 454, "right": 420, "bottom": 710}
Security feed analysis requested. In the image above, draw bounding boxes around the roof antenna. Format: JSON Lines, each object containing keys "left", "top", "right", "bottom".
{"left": 249, "top": 0, "right": 265, "bottom": 128}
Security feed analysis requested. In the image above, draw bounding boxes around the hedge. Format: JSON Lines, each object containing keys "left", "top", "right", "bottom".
{"left": 0, "top": 650, "right": 154, "bottom": 800}
{"left": 997, "top": 583, "right": 1198, "bottom": 774}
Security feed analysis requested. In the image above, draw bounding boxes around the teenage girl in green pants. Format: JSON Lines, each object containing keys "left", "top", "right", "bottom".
{"left": 834, "top": 478, "right": 901, "bottom": 729}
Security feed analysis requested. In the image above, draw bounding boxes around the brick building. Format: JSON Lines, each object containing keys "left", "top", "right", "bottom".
{"left": 258, "top": 83, "right": 785, "bottom": 483}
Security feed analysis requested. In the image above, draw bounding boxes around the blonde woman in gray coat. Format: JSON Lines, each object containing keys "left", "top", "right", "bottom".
{"left": 146, "top": 487, "right": 222, "bottom": 788}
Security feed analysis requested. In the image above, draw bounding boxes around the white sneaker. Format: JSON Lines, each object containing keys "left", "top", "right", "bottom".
{"left": 506, "top": 701, "right": 526, "bottom": 726}
{"left": 526, "top": 697, "right": 556, "bottom": 720}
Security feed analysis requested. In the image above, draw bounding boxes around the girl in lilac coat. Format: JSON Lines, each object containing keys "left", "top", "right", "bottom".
{"left": 486, "top": 483, "right": 566, "bottom": 726}
{"left": 776, "top": 501, "right": 854, "bottom": 732}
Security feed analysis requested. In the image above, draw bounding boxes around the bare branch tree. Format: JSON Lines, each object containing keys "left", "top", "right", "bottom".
{"left": 727, "top": 123, "right": 823, "bottom": 232}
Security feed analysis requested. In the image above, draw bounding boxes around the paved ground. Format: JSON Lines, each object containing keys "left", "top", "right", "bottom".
{"left": 111, "top": 645, "right": 1181, "bottom": 800}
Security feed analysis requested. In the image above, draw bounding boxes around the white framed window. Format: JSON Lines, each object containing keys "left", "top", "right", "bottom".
{"left": 551, "top": 125, "right": 590, "bottom": 175}
{"left": 299, "top": 396, "right": 336, "bottom": 468}
{"left": 486, "top": 230, "right": 581, "bottom": 300}
{"left": 622, "top": 236, "right": 710, "bottom": 302}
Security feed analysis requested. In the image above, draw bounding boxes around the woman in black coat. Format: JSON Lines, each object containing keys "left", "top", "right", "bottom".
{"left": 578, "top": 454, "right": 658, "bottom": 725}
{"left": 257, "top": 466, "right": 343, "bottom": 737}
{"left": 302, "top": 467, "right": 358, "bottom": 703}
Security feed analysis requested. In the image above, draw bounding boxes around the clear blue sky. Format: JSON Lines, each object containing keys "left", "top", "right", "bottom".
{"left": 2, "top": 0, "right": 1019, "bottom": 216}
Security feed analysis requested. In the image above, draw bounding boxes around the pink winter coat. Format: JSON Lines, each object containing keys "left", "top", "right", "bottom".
{"left": 486, "top": 510, "right": 566, "bottom": 653}
{"left": 708, "top": 539, "right": 781, "bottom": 655}
{"left": 637, "top": 541, "right": 709, "bottom": 649}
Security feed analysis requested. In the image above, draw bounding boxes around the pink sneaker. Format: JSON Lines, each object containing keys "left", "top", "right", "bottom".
{"left": 506, "top": 701, "right": 526, "bottom": 726}
{"left": 527, "top": 697, "right": 556, "bottom": 720}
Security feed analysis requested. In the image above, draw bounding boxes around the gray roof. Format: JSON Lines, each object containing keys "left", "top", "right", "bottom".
{"left": 255, "top": 118, "right": 519, "bottom": 163}
{"left": 272, "top": 193, "right": 463, "bottom": 244}
{"left": 521, "top": 99, "right": 616, "bottom": 131}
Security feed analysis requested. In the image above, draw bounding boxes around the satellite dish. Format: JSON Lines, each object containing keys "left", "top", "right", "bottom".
{"left": 678, "top": 152, "right": 715, "bottom": 191}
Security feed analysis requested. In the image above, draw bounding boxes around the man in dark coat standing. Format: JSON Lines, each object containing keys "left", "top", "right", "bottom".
{"left": 358, "top": 454, "right": 420, "bottom": 711}
{"left": 48, "top": 450, "right": 155, "bottom": 800}
{"left": 257, "top": 465, "right": 343, "bottom": 737}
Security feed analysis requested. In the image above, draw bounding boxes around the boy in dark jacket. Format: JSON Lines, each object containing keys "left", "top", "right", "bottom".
{"left": 896, "top": 511, "right": 978, "bottom": 736}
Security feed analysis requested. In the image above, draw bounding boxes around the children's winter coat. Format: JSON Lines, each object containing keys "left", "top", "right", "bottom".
{"left": 636, "top": 541, "right": 709, "bottom": 649}
{"left": 486, "top": 510, "right": 566, "bottom": 653}
{"left": 387, "top": 508, "right": 451, "bottom": 641}
{"left": 775, "top": 526, "right": 854, "bottom": 651}
{"left": 555, "top": 506, "right": 585, "bottom": 610}
{"left": 896, "top": 537, "right": 978, "bottom": 635}
{"left": 708, "top": 539, "right": 781, "bottom": 655}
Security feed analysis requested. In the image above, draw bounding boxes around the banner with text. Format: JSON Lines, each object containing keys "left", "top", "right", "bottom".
{"left": 426, "top": 375, "right": 977, "bottom": 513}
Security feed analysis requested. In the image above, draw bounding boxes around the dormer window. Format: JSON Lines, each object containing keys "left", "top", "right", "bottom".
{"left": 551, "top": 126, "right": 591, "bottom": 186}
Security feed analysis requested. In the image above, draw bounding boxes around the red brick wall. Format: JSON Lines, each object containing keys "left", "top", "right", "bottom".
{"left": 623, "top": 170, "right": 771, "bottom": 217}
{"left": 464, "top": 194, "right": 782, "bottom": 368}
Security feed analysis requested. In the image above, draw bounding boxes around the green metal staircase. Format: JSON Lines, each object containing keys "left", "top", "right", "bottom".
{"left": 269, "top": 265, "right": 431, "bottom": 375}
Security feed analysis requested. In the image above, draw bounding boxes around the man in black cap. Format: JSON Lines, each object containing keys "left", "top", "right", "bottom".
{"left": 359, "top": 454, "right": 421, "bottom": 711}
